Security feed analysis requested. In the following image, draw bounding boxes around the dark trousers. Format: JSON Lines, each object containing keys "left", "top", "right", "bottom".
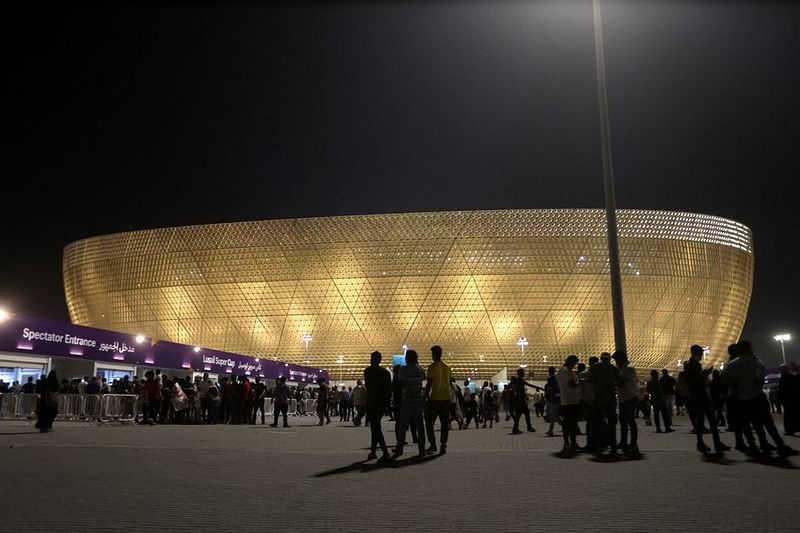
{"left": 744, "top": 394, "right": 786, "bottom": 448}
{"left": 146, "top": 398, "right": 160, "bottom": 423}
{"left": 425, "top": 399, "right": 451, "bottom": 448}
{"left": 619, "top": 397, "right": 638, "bottom": 448}
{"left": 692, "top": 398, "right": 722, "bottom": 447}
{"left": 397, "top": 400, "right": 425, "bottom": 455}
{"left": 464, "top": 400, "right": 478, "bottom": 428}
{"left": 367, "top": 411, "right": 388, "bottom": 454}
{"left": 512, "top": 398, "right": 533, "bottom": 432}
{"left": 253, "top": 398, "right": 266, "bottom": 424}
{"left": 273, "top": 402, "right": 289, "bottom": 426}
{"left": 200, "top": 397, "right": 210, "bottom": 423}
{"left": 339, "top": 400, "right": 349, "bottom": 421}
{"left": 592, "top": 398, "right": 617, "bottom": 451}
{"left": 652, "top": 398, "right": 672, "bottom": 430}
{"left": 561, "top": 404, "right": 580, "bottom": 446}
{"left": 354, "top": 405, "right": 366, "bottom": 426}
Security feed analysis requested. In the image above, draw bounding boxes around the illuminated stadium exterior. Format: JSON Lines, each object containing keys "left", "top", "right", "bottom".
{"left": 63, "top": 209, "right": 753, "bottom": 380}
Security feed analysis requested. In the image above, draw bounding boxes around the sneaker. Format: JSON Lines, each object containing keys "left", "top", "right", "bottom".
{"left": 377, "top": 453, "right": 392, "bottom": 463}
{"left": 527, "top": 427, "right": 536, "bottom": 433}
{"left": 664, "top": 427, "right": 675, "bottom": 433}
{"left": 367, "top": 452, "right": 378, "bottom": 460}
{"left": 392, "top": 448, "right": 403, "bottom": 457}
{"left": 697, "top": 442, "right": 711, "bottom": 453}
{"left": 511, "top": 429, "right": 523, "bottom": 435}
{"left": 269, "top": 424, "right": 277, "bottom": 427}
{"left": 714, "top": 442, "right": 731, "bottom": 452}
{"left": 426, "top": 445, "right": 437, "bottom": 454}
{"left": 283, "top": 425, "right": 291, "bottom": 428}
{"left": 439, "top": 445, "right": 447, "bottom": 455}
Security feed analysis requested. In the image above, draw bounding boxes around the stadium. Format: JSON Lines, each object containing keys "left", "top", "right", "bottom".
{"left": 63, "top": 209, "right": 753, "bottom": 380}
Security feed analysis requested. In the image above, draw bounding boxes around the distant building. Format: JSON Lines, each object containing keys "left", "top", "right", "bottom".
{"left": 64, "top": 209, "right": 753, "bottom": 379}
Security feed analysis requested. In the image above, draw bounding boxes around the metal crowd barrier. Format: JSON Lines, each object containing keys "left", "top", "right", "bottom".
{"left": 57, "top": 394, "right": 82, "bottom": 421}
{"left": 264, "top": 398, "right": 274, "bottom": 416}
{"left": 98, "top": 394, "right": 137, "bottom": 425}
{"left": 0, "top": 393, "right": 40, "bottom": 420}
{"left": 0, "top": 393, "right": 137, "bottom": 425}
{"left": 288, "top": 399, "right": 298, "bottom": 416}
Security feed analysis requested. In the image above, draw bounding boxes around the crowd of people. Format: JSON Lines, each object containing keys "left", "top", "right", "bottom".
{"left": 2, "top": 340, "right": 799, "bottom": 458}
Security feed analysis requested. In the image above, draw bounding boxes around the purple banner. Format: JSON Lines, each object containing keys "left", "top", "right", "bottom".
{"left": 149, "top": 340, "right": 328, "bottom": 382}
{"left": 0, "top": 314, "right": 328, "bottom": 383}
{"left": 0, "top": 314, "right": 150, "bottom": 364}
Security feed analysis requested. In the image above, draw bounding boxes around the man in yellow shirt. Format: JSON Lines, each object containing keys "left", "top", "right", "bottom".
{"left": 425, "top": 345, "right": 453, "bottom": 455}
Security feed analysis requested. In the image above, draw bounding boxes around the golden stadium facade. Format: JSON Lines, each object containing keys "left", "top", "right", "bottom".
{"left": 63, "top": 209, "right": 753, "bottom": 380}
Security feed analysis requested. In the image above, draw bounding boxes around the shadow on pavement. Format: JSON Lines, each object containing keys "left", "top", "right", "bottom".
{"left": 588, "top": 451, "right": 645, "bottom": 463}
{"left": 313, "top": 454, "right": 442, "bottom": 477}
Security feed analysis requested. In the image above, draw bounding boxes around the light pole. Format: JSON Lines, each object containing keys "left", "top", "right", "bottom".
{"left": 774, "top": 334, "right": 791, "bottom": 365}
{"left": 517, "top": 337, "right": 528, "bottom": 362}
{"left": 302, "top": 333, "right": 312, "bottom": 364}
{"left": 336, "top": 355, "right": 344, "bottom": 385}
{"left": 593, "top": 0, "right": 627, "bottom": 354}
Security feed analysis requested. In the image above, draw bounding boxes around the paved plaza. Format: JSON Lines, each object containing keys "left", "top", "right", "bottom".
{"left": 1, "top": 415, "right": 797, "bottom": 532}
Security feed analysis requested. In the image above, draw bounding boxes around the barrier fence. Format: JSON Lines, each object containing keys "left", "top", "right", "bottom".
{"left": 0, "top": 393, "right": 320, "bottom": 425}
{"left": 0, "top": 393, "right": 138, "bottom": 424}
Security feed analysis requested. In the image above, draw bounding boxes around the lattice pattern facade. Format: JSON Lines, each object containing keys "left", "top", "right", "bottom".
{"left": 63, "top": 209, "right": 753, "bottom": 380}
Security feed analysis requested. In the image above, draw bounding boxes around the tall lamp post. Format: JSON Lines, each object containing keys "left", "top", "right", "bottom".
{"left": 593, "top": 0, "right": 627, "bottom": 354}
{"left": 774, "top": 334, "right": 791, "bottom": 365}
{"left": 517, "top": 337, "right": 529, "bottom": 363}
{"left": 301, "top": 333, "right": 313, "bottom": 364}
{"left": 336, "top": 355, "right": 344, "bottom": 385}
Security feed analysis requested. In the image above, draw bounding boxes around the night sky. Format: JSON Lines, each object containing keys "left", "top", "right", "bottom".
{"left": 2, "top": 1, "right": 798, "bottom": 366}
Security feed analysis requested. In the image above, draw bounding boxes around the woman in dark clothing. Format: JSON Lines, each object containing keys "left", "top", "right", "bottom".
{"left": 36, "top": 370, "right": 59, "bottom": 433}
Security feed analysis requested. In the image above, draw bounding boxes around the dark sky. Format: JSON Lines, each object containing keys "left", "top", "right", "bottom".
{"left": 2, "top": 1, "right": 798, "bottom": 366}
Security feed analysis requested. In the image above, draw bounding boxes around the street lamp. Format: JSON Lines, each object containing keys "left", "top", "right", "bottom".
{"left": 517, "top": 337, "right": 528, "bottom": 364}
{"left": 336, "top": 355, "right": 344, "bottom": 385}
{"left": 593, "top": 0, "right": 627, "bottom": 354}
{"left": 302, "top": 333, "right": 313, "bottom": 364}
{"left": 774, "top": 334, "right": 791, "bottom": 365}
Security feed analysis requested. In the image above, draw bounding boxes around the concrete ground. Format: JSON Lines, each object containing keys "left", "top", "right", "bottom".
{"left": 1, "top": 414, "right": 797, "bottom": 532}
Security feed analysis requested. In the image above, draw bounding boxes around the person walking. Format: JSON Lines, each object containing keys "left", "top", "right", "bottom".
{"left": 510, "top": 367, "right": 540, "bottom": 434}
{"left": 648, "top": 370, "right": 673, "bottom": 433}
{"left": 352, "top": 380, "right": 367, "bottom": 426}
{"left": 252, "top": 377, "right": 266, "bottom": 425}
{"left": 544, "top": 366, "right": 561, "bottom": 436}
{"left": 364, "top": 351, "right": 392, "bottom": 462}
{"left": 393, "top": 350, "right": 426, "bottom": 458}
{"left": 315, "top": 378, "right": 331, "bottom": 426}
{"left": 424, "top": 346, "right": 453, "bottom": 455}
{"left": 481, "top": 381, "right": 494, "bottom": 429}
{"left": 338, "top": 386, "right": 351, "bottom": 422}
{"left": 684, "top": 345, "right": 729, "bottom": 454}
{"left": 613, "top": 351, "right": 640, "bottom": 456}
{"left": 659, "top": 369, "right": 677, "bottom": 420}
{"left": 462, "top": 381, "right": 478, "bottom": 429}
{"left": 557, "top": 355, "right": 581, "bottom": 453}
{"left": 270, "top": 377, "right": 291, "bottom": 428}
{"left": 588, "top": 353, "right": 618, "bottom": 453}
{"left": 722, "top": 341, "right": 798, "bottom": 457}
{"left": 35, "top": 370, "right": 59, "bottom": 433}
